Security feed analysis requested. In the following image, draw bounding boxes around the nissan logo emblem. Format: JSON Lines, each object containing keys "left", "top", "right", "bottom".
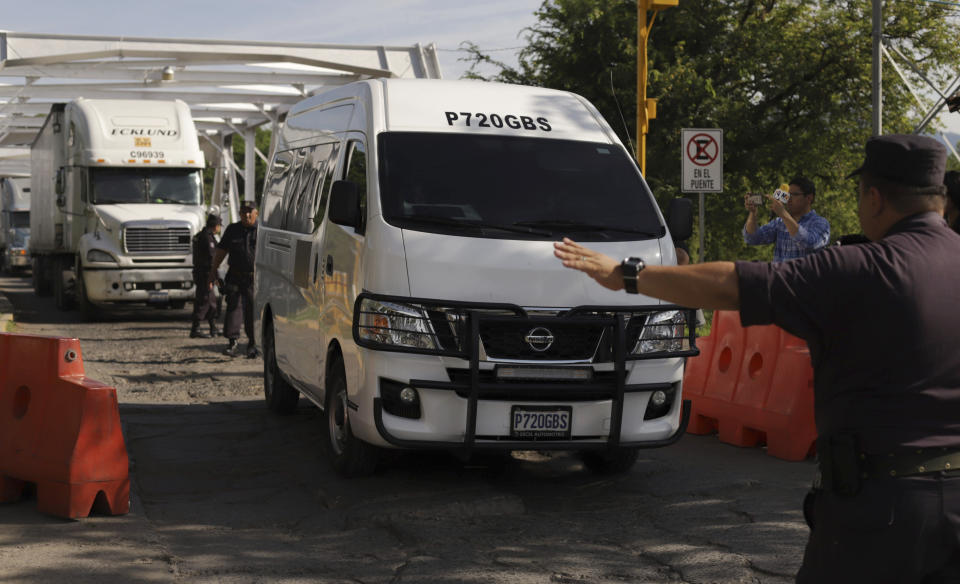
{"left": 524, "top": 327, "right": 555, "bottom": 352}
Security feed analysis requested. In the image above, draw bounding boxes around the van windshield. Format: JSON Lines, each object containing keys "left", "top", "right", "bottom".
{"left": 90, "top": 168, "right": 202, "bottom": 205}
{"left": 378, "top": 132, "right": 664, "bottom": 241}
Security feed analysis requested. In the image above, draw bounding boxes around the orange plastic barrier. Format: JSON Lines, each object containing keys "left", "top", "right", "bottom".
{"left": 0, "top": 333, "right": 129, "bottom": 518}
{"left": 683, "top": 335, "right": 716, "bottom": 434}
{"left": 682, "top": 311, "right": 816, "bottom": 461}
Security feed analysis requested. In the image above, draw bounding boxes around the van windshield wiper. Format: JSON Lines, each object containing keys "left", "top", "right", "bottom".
{"left": 399, "top": 215, "right": 552, "bottom": 236}
{"left": 513, "top": 219, "right": 663, "bottom": 237}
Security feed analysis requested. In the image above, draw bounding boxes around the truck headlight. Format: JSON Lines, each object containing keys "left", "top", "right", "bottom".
{"left": 87, "top": 249, "right": 117, "bottom": 263}
{"left": 357, "top": 297, "right": 437, "bottom": 350}
{"left": 635, "top": 310, "right": 689, "bottom": 354}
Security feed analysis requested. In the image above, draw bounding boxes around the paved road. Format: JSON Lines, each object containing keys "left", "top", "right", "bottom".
{"left": 0, "top": 273, "right": 814, "bottom": 583}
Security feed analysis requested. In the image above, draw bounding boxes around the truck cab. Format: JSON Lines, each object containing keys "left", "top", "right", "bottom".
{"left": 29, "top": 99, "right": 206, "bottom": 315}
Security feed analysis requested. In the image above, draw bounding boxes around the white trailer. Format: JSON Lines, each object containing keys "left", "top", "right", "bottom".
{"left": 0, "top": 177, "right": 31, "bottom": 272}
{"left": 30, "top": 99, "right": 206, "bottom": 316}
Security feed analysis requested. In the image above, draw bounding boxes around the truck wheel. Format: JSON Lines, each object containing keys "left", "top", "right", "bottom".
{"left": 323, "top": 359, "right": 378, "bottom": 477}
{"left": 53, "top": 258, "right": 75, "bottom": 311}
{"left": 263, "top": 321, "right": 299, "bottom": 414}
{"left": 580, "top": 447, "right": 640, "bottom": 475}
{"left": 76, "top": 270, "right": 98, "bottom": 321}
{"left": 32, "top": 257, "right": 52, "bottom": 297}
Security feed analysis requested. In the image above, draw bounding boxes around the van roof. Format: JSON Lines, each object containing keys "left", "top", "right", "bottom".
{"left": 379, "top": 79, "right": 616, "bottom": 143}
{"left": 287, "top": 79, "right": 620, "bottom": 145}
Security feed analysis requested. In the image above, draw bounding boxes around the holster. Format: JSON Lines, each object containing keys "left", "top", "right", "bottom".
{"left": 817, "top": 433, "right": 863, "bottom": 497}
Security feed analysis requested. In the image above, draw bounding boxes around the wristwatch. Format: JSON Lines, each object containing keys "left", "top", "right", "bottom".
{"left": 620, "top": 257, "right": 645, "bottom": 294}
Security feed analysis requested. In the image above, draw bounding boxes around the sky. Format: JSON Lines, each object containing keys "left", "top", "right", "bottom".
{"left": 1, "top": 0, "right": 543, "bottom": 80}
{"left": 4, "top": 0, "right": 960, "bottom": 142}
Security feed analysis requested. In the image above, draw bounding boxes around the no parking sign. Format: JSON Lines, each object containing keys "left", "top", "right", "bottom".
{"left": 681, "top": 128, "right": 723, "bottom": 192}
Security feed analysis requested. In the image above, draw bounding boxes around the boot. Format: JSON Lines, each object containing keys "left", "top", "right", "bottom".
{"left": 223, "top": 338, "right": 240, "bottom": 357}
{"left": 245, "top": 340, "right": 260, "bottom": 359}
{"left": 208, "top": 320, "right": 220, "bottom": 338}
{"left": 190, "top": 322, "right": 209, "bottom": 339}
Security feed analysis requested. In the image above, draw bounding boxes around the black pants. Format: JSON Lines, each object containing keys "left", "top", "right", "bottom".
{"left": 797, "top": 473, "right": 960, "bottom": 583}
{"left": 191, "top": 272, "right": 217, "bottom": 324}
{"left": 223, "top": 273, "right": 254, "bottom": 343}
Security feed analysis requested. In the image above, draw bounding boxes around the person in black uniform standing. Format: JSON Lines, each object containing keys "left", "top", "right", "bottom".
{"left": 190, "top": 213, "right": 222, "bottom": 338}
{"left": 554, "top": 134, "right": 960, "bottom": 582}
{"left": 210, "top": 203, "right": 259, "bottom": 358}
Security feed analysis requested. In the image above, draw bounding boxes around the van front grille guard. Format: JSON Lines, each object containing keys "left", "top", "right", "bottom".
{"left": 366, "top": 307, "right": 696, "bottom": 454}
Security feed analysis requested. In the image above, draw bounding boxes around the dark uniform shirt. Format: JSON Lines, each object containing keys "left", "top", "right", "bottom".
{"left": 737, "top": 212, "right": 960, "bottom": 454}
{"left": 217, "top": 222, "right": 257, "bottom": 275}
{"left": 192, "top": 228, "right": 218, "bottom": 274}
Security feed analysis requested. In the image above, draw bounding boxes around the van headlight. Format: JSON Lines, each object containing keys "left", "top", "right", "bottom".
{"left": 87, "top": 249, "right": 117, "bottom": 263}
{"left": 635, "top": 310, "right": 689, "bottom": 354}
{"left": 356, "top": 297, "right": 437, "bottom": 351}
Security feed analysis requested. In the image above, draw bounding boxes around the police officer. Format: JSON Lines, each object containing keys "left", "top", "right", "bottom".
{"left": 190, "top": 213, "right": 222, "bottom": 338}
{"left": 210, "top": 202, "right": 258, "bottom": 358}
{"left": 554, "top": 134, "right": 960, "bottom": 582}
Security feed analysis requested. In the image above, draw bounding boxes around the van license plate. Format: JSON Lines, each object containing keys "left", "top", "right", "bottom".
{"left": 510, "top": 406, "right": 572, "bottom": 440}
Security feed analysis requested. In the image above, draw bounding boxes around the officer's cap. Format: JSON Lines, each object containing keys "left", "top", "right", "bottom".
{"left": 847, "top": 134, "right": 946, "bottom": 188}
{"left": 239, "top": 201, "right": 256, "bottom": 213}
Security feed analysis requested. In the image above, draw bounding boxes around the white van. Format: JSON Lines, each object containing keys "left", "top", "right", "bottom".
{"left": 254, "top": 79, "right": 697, "bottom": 476}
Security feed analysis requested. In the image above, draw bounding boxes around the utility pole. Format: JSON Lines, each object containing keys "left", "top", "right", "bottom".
{"left": 872, "top": 0, "right": 882, "bottom": 136}
{"left": 637, "top": 0, "right": 678, "bottom": 175}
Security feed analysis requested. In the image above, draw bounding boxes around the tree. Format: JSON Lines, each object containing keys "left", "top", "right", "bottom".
{"left": 465, "top": 0, "right": 960, "bottom": 261}
{"left": 202, "top": 127, "right": 272, "bottom": 207}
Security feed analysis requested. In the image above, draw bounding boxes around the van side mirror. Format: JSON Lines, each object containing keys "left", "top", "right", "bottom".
{"left": 328, "top": 180, "right": 361, "bottom": 230}
{"left": 666, "top": 197, "right": 693, "bottom": 242}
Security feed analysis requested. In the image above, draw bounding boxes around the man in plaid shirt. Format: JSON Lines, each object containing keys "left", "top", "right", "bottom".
{"left": 743, "top": 176, "right": 831, "bottom": 262}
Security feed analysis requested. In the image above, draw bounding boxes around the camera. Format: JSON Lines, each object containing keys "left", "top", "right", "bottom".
{"left": 747, "top": 193, "right": 764, "bottom": 206}
{"left": 772, "top": 188, "right": 791, "bottom": 204}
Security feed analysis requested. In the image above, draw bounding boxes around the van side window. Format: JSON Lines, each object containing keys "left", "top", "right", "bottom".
{"left": 261, "top": 149, "right": 294, "bottom": 228}
{"left": 345, "top": 140, "right": 367, "bottom": 234}
{"left": 307, "top": 142, "right": 340, "bottom": 233}
{"left": 281, "top": 148, "right": 309, "bottom": 230}
{"left": 280, "top": 142, "right": 340, "bottom": 234}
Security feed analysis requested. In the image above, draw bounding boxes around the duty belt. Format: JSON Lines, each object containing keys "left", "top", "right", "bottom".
{"left": 816, "top": 434, "right": 960, "bottom": 496}
{"left": 860, "top": 448, "right": 960, "bottom": 479}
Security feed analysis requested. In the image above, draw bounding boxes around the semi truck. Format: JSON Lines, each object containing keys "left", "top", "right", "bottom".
{"left": 29, "top": 98, "right": 207, "bottom": 316}
{"left": 0, "top": 176, "right": 31, "bottom": 273}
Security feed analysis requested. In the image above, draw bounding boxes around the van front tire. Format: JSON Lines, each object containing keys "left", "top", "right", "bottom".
{"left": 324, "top": 360, "right": 378, "bottom": 477}
{"left": 263, "top": 322, "right": 299, "bottom": 414}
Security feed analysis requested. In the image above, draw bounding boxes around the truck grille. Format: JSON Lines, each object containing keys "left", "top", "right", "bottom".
{"left": 124, "top": 227, "right": 191, "bottom": 254}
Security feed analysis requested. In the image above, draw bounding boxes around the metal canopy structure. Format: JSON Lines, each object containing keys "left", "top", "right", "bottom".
{"left": 0, "top": 31, "right": 442, "bottom": 218}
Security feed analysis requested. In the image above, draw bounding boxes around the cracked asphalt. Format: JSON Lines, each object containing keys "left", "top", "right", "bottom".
{"left": 0, "top": 273, "right": 813, "bottom": 583}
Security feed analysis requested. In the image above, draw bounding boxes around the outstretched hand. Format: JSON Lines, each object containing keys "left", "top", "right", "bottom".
{"left": 553, "top": 238, "right": 623, "bottom": 291}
